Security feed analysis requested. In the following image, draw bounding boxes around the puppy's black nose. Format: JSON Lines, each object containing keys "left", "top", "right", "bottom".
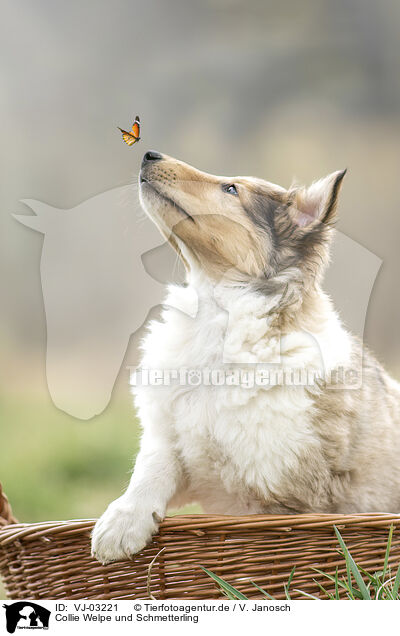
{"left": 142, "top": 150, "right": 162, "bottom": 164}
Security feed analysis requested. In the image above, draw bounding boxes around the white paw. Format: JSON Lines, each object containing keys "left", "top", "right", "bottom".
{"left": 91, "top": 496, "right": 162, "bottom": 564}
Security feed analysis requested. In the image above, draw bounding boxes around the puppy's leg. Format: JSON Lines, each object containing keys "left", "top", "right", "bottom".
{"left": 91, "top": 426, "right": 182, "bottom": 564}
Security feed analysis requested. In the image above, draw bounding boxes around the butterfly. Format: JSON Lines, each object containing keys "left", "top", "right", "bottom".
{"left": 118, "top": 115, "right": 141, "bottom": 146}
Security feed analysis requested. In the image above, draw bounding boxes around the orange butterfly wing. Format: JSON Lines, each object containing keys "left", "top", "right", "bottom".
{"left": 130, "top": 115, "right": 140, "bottom": 140}
{"left": 118, "top": 116, "right": 141, "bottom": 146}
{"left": 119, "top": 129, "right": 137, "bottom": 146}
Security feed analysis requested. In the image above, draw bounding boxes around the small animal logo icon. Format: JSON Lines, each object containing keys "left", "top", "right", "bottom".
{"left": 118, "top": 115, "right": 140, "bottom": 146}
{"left": 3, "top": 602, "right": 50, "bottom": 633}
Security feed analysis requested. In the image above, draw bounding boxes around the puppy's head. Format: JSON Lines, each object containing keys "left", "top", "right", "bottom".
{"left": 139, "top": 151, "right": 346, "bottom": 289}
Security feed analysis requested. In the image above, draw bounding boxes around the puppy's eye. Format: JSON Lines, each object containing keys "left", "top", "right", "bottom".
{"left": 222, "top": 184, "right": 238, "bottom": 196}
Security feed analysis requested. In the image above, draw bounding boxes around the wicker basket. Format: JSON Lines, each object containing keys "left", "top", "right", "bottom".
{"left": 1, "top": 482, "right": 400, "bottom": 600}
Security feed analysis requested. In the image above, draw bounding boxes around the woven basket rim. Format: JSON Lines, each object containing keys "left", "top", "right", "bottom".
{"left": 1, "top": 509, "right": 400, "bottom": 600}
{"left": 1, "top": 512, "right": 399, "bottom": 547}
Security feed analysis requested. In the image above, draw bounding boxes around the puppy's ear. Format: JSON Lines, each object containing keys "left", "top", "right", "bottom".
{"left": 289, "top": 169, "right": 347, "bottom": 228}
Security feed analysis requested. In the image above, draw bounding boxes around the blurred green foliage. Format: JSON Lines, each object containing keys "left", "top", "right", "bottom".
{"left": 0, "top": 390, "right": 139, "bottom": 522}
{"left": 0, "top": 388, "right": 199, "bottom": 598}
{"left": 1, "top": 389, "right": 199, "bottom": 522}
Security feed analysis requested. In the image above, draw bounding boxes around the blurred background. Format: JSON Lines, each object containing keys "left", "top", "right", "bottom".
{"left": 1, "top": 0, "right": 400, "bottom": 554}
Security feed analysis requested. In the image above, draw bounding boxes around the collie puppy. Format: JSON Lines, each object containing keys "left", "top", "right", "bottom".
{"left": 92, "top": 150, "right": 400, "bottom": 564}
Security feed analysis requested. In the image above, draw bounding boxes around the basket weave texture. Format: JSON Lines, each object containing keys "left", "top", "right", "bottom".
{"left": 1, "top": 483, "right": 400, "bottom": 600}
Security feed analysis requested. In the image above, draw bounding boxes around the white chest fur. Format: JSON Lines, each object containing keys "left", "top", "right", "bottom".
{"left": 134, "top": 276, "right": 352, "bottom": 511}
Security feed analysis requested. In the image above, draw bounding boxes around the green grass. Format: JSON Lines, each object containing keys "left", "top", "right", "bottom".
{"left": 202, "top": 526, "right": 400, "bottom": 600}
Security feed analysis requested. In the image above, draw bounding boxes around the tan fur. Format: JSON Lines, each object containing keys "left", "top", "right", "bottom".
{"left": 140, "top": 156, "right": 283, "bottom": 280}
